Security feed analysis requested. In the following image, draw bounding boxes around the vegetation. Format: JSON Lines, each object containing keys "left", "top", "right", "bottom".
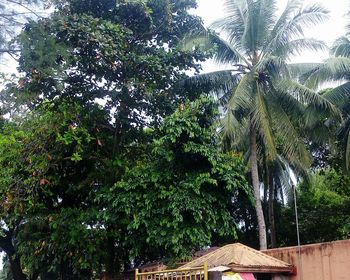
{"left": 182, "top": 0, "right": 334, "bottom": 249}
{"left": 276, "top": 168, "right": 350, "bottom": 246}
{"left": 1, "top": 0, "right": 350, "bottom": 279}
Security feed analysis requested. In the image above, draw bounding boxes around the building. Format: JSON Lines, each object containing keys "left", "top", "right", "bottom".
{"left": 178, "top": 243, "right": 294, "bottom": 280}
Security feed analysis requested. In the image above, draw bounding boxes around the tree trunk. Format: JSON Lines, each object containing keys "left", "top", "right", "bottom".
{"left": 263, "top": 161, "right": 268, "bottom": 206}
{"left": 9, "top": 255, "right": 27, "bottom": 280}
{"left": 0, "top": 230, "right": 27, "bottom": 280}
{"left": 250, "top": 126, "right": 267, "bottom": 250}
{"left": 105, "top": 234, "right": 118, "bottom": 280}
{"left": 268, "top": 169, "right": 277, "bottom": 248}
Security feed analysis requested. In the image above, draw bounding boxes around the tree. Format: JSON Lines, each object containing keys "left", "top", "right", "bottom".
{"left": 0, "top": 0, "right": 232, "bottom": 278}
{"left": 101, "top": 96, "right": 249, "bottom": 261}
{"left": 3, "top": 0, "right": 209, "bottom": 130}
{"left": 299, "top": 168, "right": 350, "bottom": 242}
{"left": 276, "top": 168, "right": 350, "bottom": 246}
{"left": 0, "top": 95, "right": 250, "bottom": 279}
{"left": 183, "top": 0, "right": 336, "bottom": 249}
{"left": 0, "top": 100, "right": 111, "bottom": 279}
{"left": 302, "top": 21, "right": 350, "bottom": 172}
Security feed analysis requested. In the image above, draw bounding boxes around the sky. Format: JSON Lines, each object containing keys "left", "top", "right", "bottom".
{"left": 195, "top": 0, "right": 349, "bottom": 72}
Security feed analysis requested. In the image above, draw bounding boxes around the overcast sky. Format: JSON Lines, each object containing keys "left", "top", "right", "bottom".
{"left": 195, "top": 0, "right": 349, "bottom": 72}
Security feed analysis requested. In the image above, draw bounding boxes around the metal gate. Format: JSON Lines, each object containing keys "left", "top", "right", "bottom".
{"left": 135, "top": 263, "right": 208, "bottom": 280}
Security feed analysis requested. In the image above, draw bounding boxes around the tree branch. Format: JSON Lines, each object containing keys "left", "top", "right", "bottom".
{"left": 5, "top": 0, "right": 42, "bottom": 18}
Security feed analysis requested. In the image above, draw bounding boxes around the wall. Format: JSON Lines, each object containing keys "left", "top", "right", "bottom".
{"left": 263, "top": 239, "right": 350, "bottom": 280}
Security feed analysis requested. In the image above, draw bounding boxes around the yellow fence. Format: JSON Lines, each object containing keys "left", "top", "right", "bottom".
{"left": 135, "top": 263, "right": 208, "bottom": 280}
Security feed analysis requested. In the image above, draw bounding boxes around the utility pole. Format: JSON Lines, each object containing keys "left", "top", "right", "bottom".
{"left": 293, "top": 184, "right": 303, "bottom": 280}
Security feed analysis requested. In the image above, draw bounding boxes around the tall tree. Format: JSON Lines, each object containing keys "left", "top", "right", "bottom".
{"left": 183, "top": 0, "right": 336, "bottom": 249}
{"left": 303, "top": 20, "right": 350, "bottom": 172}
{"left": 0, "top": 0, "right": 246, "bottom": 279}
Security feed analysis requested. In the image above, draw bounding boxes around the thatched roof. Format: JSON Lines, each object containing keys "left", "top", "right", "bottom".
{"left": 178, "top": 243, "right": 294, "bottom": 274}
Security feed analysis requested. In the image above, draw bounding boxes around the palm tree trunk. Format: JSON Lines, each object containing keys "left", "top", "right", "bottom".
{"left": 250, "top": 126, "right": 267, "bottom": 250}
{"left": 268, "top": 169, "right": 277, "bottom": 248}
{"left": 263, "top": 159, "right": 268, "bottom": 206}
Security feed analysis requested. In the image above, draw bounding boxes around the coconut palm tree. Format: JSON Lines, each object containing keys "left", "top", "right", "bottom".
{"left": 303, "top": 23, "right": 350, "bottom": 171}
{"left": 183, "top": 0, "right": 338, "bottom": 249}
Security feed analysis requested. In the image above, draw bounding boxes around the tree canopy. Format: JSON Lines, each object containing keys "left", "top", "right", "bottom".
{"left": 2, "top": 0, "right": 350, "bottom": 279}
{"left": 0, "top": 0, "right": 249, "bottom": 279}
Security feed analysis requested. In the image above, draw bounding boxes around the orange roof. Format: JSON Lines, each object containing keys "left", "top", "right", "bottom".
{"left": 179, "top": 243, "right": 294, "bottom": 274}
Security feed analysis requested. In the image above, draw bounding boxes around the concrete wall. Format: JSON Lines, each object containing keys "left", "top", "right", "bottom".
{"left": 263, "top": 239, "right": 350, "bottom": 280}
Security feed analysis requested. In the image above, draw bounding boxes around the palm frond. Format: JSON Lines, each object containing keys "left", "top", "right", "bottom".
{"left": 292, "top": 4, "right": 329, "bottom": 29}
{"left": 254, "top": 55, "right": 288, "bottom": 78}
{"left": 181, "top": 70, "right": 242, "bottom": 103}
{"left": 303, "top": 105, "right": 326, "bottom": 129}
{"left": 220, "top": 109, "right": 239, "bottom": 149}
{"left": 303, "top": 105, "right": 337, "bottom": 144}
{"left": 273, "top": 38, "right": 327, "bottom": 59}
{"left": 220, "top": 111, "right": 250, "bottom": 151}
{"left": 181, "top": 30, "right": 250, "bottom": 66}
{"left": 211, "top": 0, "right": 247, "bottom": 46}
{"left": 274, "top": 158, "right": 295, "bottom": 200}
{"left": 252, "top": 86, "right": 277, "bottom": 160}
{"left": 323, "top": 81, "right": 350, "bottom": 107}
{"left": 266, "top": 95, "right": 311, "bottom": 168}
{"left": 228, "top": 73, "right": 255, "bottom": 111}
{"left": 331, "top": 36, "right": 350, "bottom": 57}
{"left": 270, "top": 86, "right": 305, "bottom": 117}
{"left": 210, "top": 32, "right": 248, "bottom": 65}
{"left": 265, "top": 4, "right": 329, "bottom": 55}
{"left": 274, "top": 156, "right": 307, "bottom": 200}
{"left": 242, "top": 0, "right": 277, "bottom": 52}
{"left": 286, "top": 62, "right": 322, "bottom": 80}
{"left": 269, "top": 0, "right": 303, "bottom": 41}
{"left": 277, "top": 79, "right": 341, "bottom": 117}
{"left": 303, "top": 57, "right": 350, "bottom": 89}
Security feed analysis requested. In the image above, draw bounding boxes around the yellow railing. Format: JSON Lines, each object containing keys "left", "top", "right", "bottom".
{"left": 135, "top": 263, "right": 208, "bottom": 280}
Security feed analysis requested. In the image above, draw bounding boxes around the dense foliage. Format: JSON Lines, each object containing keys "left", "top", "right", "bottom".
{"left": 100, "top": 97, "right": 249, "bottom": 261}
{"left": 0, "top": 100, "right": 111, "bottom": 279}
{"left": 0, "top": 0, "right": 250, "bottom": 279}
{"left": 2, "top": 0, "right": 350, "bottom": 279}
{"left": 0, "top": 96, "right": 249, "bottom": 279}
{"left": 276, "top": 168, "right": 350, "bottom": 246}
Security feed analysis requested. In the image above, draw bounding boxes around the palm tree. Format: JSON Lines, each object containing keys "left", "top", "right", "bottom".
{"left": 183, "top": 0, "right": 337, "bottom": 249}
{"left": 303, "top": 24, "right": 350, "bottom": 171}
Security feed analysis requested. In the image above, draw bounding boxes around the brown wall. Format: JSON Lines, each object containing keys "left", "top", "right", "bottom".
{"left": 262, "top": 239, "right": 350, "bottom": 280}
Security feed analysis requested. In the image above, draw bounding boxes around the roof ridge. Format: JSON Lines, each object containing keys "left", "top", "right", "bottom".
{"left": 178, "top": 245, "right": 228, "bottom": 268}
{"left": 235, "top": 243, "right": 291, "bottom": 267}
{"left": 178, "top": 243, "right": 292, "bottom": 270}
